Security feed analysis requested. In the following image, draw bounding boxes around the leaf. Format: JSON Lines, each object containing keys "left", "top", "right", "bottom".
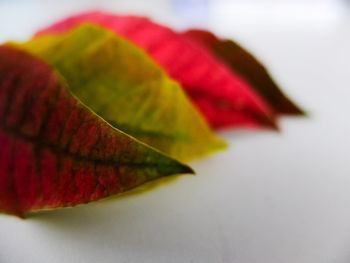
{"left": 36, "top": 11, "right": 277, "bottom": 130}
{"left": 20, "top": 24, "right": 226, "bottom": 162}
{"left": 182, "top": 29, "right": 305, "bottom": 115}
{"left": 0, "top": 45, "right": 193, "bottom": 217}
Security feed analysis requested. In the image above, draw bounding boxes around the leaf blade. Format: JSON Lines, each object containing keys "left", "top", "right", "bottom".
{"left": 0, "top": 45, "right": 193, "bottom": 217}
{"left": 182, "top": 29, "right": 305, "bottom": 115}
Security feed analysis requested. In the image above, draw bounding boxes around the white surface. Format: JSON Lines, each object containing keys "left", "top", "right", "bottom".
{"left": 1, "top": 1, "right": 350, "bottom": 262}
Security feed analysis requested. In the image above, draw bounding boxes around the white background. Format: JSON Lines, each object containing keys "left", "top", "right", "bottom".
{"left": 0, "top": 1, "right": 350, "bottom": 262}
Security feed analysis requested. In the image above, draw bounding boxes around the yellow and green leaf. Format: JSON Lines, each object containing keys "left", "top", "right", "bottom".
{"left": 18, "top": 24, "right": 226, "bottom": 162}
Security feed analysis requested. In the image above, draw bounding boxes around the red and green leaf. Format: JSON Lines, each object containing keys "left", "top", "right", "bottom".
{"left": 182, "top": 29, "right": 304, "bottom": 115}
{"left": 0, "top": 45, "right": 193, "bottom": 217}
{"left": 36, "top": 11, "right": 277, "bottom": 130}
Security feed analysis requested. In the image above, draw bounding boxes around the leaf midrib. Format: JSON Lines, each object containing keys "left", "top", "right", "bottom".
{"left": 0, "top": 123, "right": 179, "bottom": 169}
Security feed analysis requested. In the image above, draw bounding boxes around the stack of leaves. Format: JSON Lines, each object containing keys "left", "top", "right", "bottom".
{"left": 0, "top": 11, "right": 304, "bottom": 217}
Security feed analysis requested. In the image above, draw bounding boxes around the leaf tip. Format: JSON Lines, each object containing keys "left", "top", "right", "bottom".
{"left": 289, "top": 105, "right": 307, "bottom": 116}
{"left": 260, "top": 113, "right": 280, "bottom": 131}
{"left": 177, "top": 162, "right": 196, "bottom": 175}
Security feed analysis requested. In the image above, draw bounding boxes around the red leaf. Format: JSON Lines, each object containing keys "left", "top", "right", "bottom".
{"left": 36, "top": 11, "right": 277, "bottom": 130}
{"left": 0, "top": 45, "right": 192, "bottom": 217}
{"left": 182, "top": 29, "right": 304, "bottom": 115}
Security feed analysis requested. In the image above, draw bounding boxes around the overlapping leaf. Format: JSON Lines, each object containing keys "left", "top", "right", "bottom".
{"left": 0, "top": 45, "right": 193, "bottom": 217}
{"left": 36, "top": 11, "right": 277, "bottom": 130}
{"left": 20, "top": 24, "right": 226, "bottom": 162}
{"left": 182, "top": 29, "right": 304, "bottom": 115}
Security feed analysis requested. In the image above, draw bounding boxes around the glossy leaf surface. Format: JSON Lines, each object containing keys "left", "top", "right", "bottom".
{"left": 0, "top": 45, "right": 193, "bottom": 217}
{"left": 182, "top": 29, "right": 304, "bottom": 115}
{"left": 22, "top": 24, "right": 226, "bottom": 162}
{"left": 36, "top": 11, "right": 277, "bottom": 130}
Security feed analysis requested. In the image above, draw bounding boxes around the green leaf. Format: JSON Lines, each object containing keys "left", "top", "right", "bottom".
{"left": 0, "top": 45, "right": 193, "bottom": 217}
{"left": 18, "top": 24, "right": 226, "bottom": 162}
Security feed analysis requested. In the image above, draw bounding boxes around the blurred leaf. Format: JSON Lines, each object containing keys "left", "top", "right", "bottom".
{"left": 182, "top": 29, "right": 304, "bottom": 115}
{"left": 21, "top": 24, "right": 226, "bottom": 161}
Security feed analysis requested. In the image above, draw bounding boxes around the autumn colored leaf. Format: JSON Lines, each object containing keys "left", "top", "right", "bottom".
{"left": 19, "top": 24, "right": 226, "bottom": 162}
{"left": 36, "top": 11, "right": 277, "bottom": 130}
{"left": 182, "top": 29, "right": 304, "bottom": 115}
{"left": 0, "top": 45, "right": 193, "bottom": 217}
